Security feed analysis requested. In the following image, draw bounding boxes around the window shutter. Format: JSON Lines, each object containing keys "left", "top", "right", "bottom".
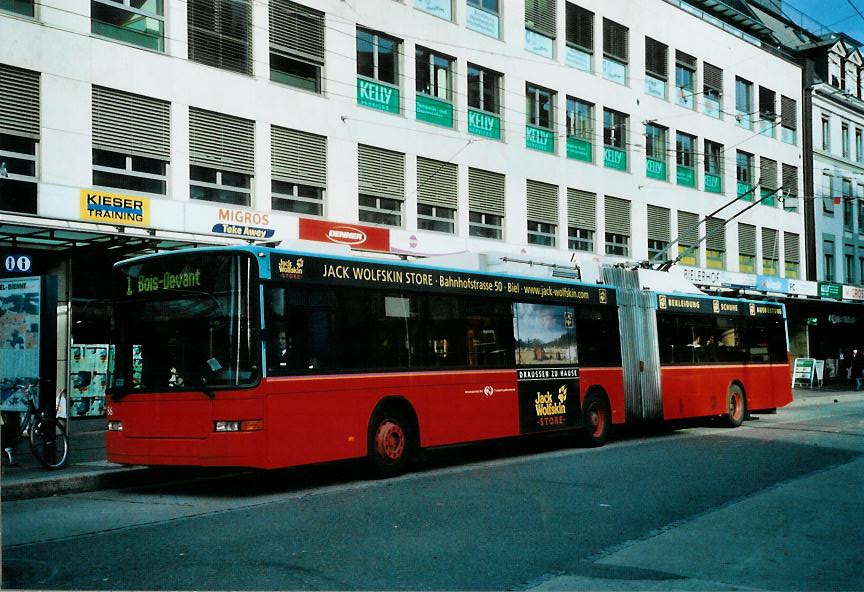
{"left": 604, "top": 196, "right": 630, "bottom": 235}
{"left": 678, "top": 211, "right": 699, "bottom": 247}
{"left": 358, "top": 144, "right": 404, "bottom": 200}
{"left": 784, "top": 232, "right": 800, "bottom": 263}
{"left": 92, "top": 86, "right": 170, "bottom": 160}
{"left": 189, "top": 107, "right": 255, "bottom": 174}
{"left": 271, "top": 125, "right": 326, "bottom": 186}
{"left": 647, "top": 205, "right": 670, "bottom": 241}
{"left": 762, "top": 227, "right": 778, "bottom": 258}
{"left": 760, "top": 157, "right": 778, "bottom": 190}
{"left": 0, "top": 64, "right": 40, "bottom": 138}
{"left": 525, "top": 0, "right": 557, "bottom": 39}
{"left": 602, "top": 18, "right": 628, "bottom": 63}
{"left": 759, "top": 86, "right": 776, "bottom": 117}
{"left": 468, "top": 167, "right": 505, "bottom": 215}
{"left": 188, "top": 0, "right": 253, "bottom": 75}
{"left": 645, "top": 38, "right": 668, "bottom": 80}
{"left": 565, "top": 3, "right": 593, "bottom": 52}
{"left": 526, "top": 180, "right": 558, "bottom": 225}
{"left": 704, "top": 63, "right": 723, "bottom": 93}
{"left": 567, "top": 188, "right": 595, "bottom": 230}
{"left": 780, "top": 96, "right": 797, "bottom": 129}
{"left": 269, "top": 0, "right": 325, "bottom": 62}
{"left": 675, "top": 50, "right": 696, "bottom": 69}
{"left": 417, "top": 157, "right": 458, "bottom": 209}
{"left": 706, "top": 217, "right": 725, "bottom": 251}
{"left": 782, "top": 164, "right": 798, "bottom": 196}
{"left": 738, "top": 223, "right": 756, "bottom": 256}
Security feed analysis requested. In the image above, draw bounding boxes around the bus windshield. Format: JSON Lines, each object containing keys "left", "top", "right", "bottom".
{"left": 109, "top": 252, "right": 259, "bottom": 394}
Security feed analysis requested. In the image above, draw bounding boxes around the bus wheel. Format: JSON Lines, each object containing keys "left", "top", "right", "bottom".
{"left": 581, "top": 392, "right": 611, "bottom": 447}
{"left": 368, "top": 409, "right": 413, "bottom": 478}
{"left": 725, "top": 385, "right": 746, "bottom": 428}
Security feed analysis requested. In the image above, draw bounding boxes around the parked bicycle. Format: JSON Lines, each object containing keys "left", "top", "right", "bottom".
{"left": 1, "top": 384, "right": 69, "bottom": 469}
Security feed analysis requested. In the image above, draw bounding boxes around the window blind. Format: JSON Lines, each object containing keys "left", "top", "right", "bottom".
{"left": 468, "top": 167, "right": 505, "bottom": 215}
{"left": 188, "top": 0, "right": 253, "bottom": 75}
{"left": 762, "top": 227, "right": 778, "bottom": 258}
{"left": 780, "top": 96, "right": 797, "bottom": 129}
{"left": 269, "top": 0, "right": 325, "bottom": 62}
{"left": 189, "top": 107, "right": 255, "bottom": 174}
{"left": 602, "top": 18, "right": 628, "bottom": 63}
{"left": 604, "top": 195, "right": 630, "bottom": 235}
{"left": 675, "top": 50, "right": 696, "bottom": 69}
{"left": 271, "top": 125, "right": 326, "bottom": 186}
{"left": 0, "top": 64, "right": 40, "bottom": 138}
{"left": 525, "top": 0, "right": 557, "bottom": 39}
{"left": 565, "top": 3, "right": 593, "bottom": 51}
{"left": 526, "top": 180, "right": 559, "bottom": 224}
{"left": 358, "top": 144, "right": 405, "bottom": 200}
{"left": 647, "top": 205, "right": 670, "bottom": 242}
{"left": 417, "top": 157, "right": 458, "bottom": 209}
{"left": 760, "top": 158, "right": 778, "bottom": 190}
{"left": 703, "top": 62, "right": 723, "bottom": 93}
{"left": 782, "top": 164, "right": 798, "bottom": 196}
{"left": 92, "top": 86, "right": 170, "bottom": 160}
{"left": 678, "top": 211, "right": 699, "bottom": 247}
{"left": 738, "top": 223, "right": 756, "bottom": 256}
{"left": 645, "top": 38, "right": 668, "bottom": 79}
{"left": 706, "top": 217, "right": 725, "bottom": 251}
{"left": 784, "top": 232, "right": 800, "bottom": 263}
{"left": 567, "top": 188, "right": 595, "bottom": 230}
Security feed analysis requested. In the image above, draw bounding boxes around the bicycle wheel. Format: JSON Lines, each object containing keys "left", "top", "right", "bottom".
{"left": 29, "top": 418, "right": 69, "bottom": 469}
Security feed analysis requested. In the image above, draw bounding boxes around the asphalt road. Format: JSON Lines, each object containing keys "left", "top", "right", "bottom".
{"left": 3, "top": 394, "right": 864, "bottom": 591}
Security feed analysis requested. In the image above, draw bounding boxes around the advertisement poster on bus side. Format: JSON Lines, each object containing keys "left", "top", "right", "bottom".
{"left": 0, "top": 277, "right": 41, "bottom": 411}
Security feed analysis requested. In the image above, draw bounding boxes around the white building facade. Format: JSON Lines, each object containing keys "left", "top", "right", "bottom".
{"left": 0, "top": 0, "right": 808, "bottom": 413}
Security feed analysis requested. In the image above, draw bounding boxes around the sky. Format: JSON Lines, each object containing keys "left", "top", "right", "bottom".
{"left": 783, "top": 0, "right": 864, "bottom": 43}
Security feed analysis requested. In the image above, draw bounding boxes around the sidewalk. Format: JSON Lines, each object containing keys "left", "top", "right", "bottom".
{"left": 2, "top": 386, "right": 861, "bottom": 501}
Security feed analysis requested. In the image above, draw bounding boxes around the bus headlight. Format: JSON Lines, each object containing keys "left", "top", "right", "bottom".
{"left": 215, "top": 420, "right": 263, "bottom": 432}
{"left": 107, "top": 421, "right": 123, "bottom": 431}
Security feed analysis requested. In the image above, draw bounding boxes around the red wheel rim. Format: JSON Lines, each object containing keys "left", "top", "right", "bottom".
{"left": 588, "top": 402, "right": 605, "bottom": 437}
{"left": 375, "top": 420, "right": 405, "bottom": 463}
{"left": 730, "top": 391, "right": 742, "bottom": 421}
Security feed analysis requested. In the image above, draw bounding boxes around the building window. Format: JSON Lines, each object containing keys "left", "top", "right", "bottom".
{"left": 359, "top": 195, "right": 402, "bottom": 227}
{"left": 91, "top": 87, "right": 170, "bottom": 198}
{"left": 525, "top": 0, "right": 557, "bottom": 58}
{"left": 565, "top": 2, "right": 593, "bottom": 72}
{"left": 358, "top": 144, "right": 404, "bottom": 227}
{"left": 0, "top": 133, "right": 38, "bottom": 215}
{"left": 526, "top": 179, "right": 558, "bottom": 247}
{"left": 703, "top": 63, "right": 722, "bottom": 118}
{"left": 566, "top": 96, "right": 593, "bottom": 162}
{"left": 416, "top": 46, "right": 455, "bottom": 127}
{"left": 467, "top": 63, "right": 501, "bottom": 114}
{"left": 189, "top": 107, "right": 255, "bottom": 207}
{"left": 188, "top": 0, "right": 253, "bottom": 75}
{"left": 645, "top": 123, "right": 667, "bottom": 181}
{"left": 418, "top": 204, "right": 456, "bottom": 233}
{"left": 469, "top": 167, "right": 505, "bottom": 240}
{"left": 647, "top": 205, "right": 670, "bottom": 262}
{"left": 644, "top": 37, "right": 668, "bottom": 99}
{"left": 93, "top": 150, "right": 167, "bottom": 195}
{"left": 736, "top": 150, "right": 754, "bottom": 200}
{"left": 843, "top": 179, "right": 854, "bottom": 230}
{"left": 784, "top": 232, "right": 800, "bottom": 279}
{"left": 272, "top": 181, "right": 323, "bottom": 216}
{"left": 417, "top": 156, "right": 458, "bottom": 234}
{"left": 567, "top": 188, "right": 595, "bottom": 252}
{"left": 857, "top": 128, "right": 863, "bottom": 163}
{"left": 526, "top": 83, "right": 556, "bottom": 153}
{"left": 675, "top": 51, "right": 696, "bottom": 109}
{"left": 190, "top": 166, "right": 252, "bottom": 206}
{"left": 758, "top": 86, "right": 776, "bottom": 137}
{"left": 706, "top": 217, "right": 726, "bottom": 270}
{"left": 782, "top": 164, "right": 798, "bottom": 213}
{"left": 271, "top": 126, "right": 326, "bottom": 216}
{"left": 822, "top": 116, "right": 831, "bottom": 151}
{"left": 466, "top": 0, "right": 500, "bottom": 38}
{"left": 676, "top": 131, "right": 696, "bottom": 188}
{"left": 91, "top": 0, "right": 165, "bottom": 51}
{"left": 0, "top": 0, "right": 34, "bottom": 17}
{"left": 858, "top": 184, "right": 864, "bottom": 232}
{"left": 269, "top": 0, "right": 325, "bottom": 93}
{"left": 739, "top": 223, "right": 756, "bottom": 274}
{"left": 602, "top": 18, "right": 628, "bottom": 85}
{"left": 845, "top": 245, "right": 856, "bottom": 283}
{"left": 604, "top": 196, "right": 630, "bottom": 256}
{"left": 704, "top": 140, "right": 723, "bottom": 193}
{"left": 603, "top": 108, "right": 628, "bottom": 171}
{"left": 780, "top": 96, "right": 797, "bottom": 144}
{"left": 0, "top": 64, "right": 39, "bottom": 215}
{"left": 823, "top": 239, "right": 835, "bottom": 282}
{"left": 823, "top": 173, "right": 835, "bottom": 215}
{"left": 357, "top": 28, "right": 401, "bottom": 113}
{"left": 760, "top": 157, "right": 778, "bottom": 207}
{"left": 842, "top": 123, "right": 851, "bottom": 159}
{"left": 678, "top": 211, "right": 699, "bottom": 266}
{"left": 735, "top": 77, "right": 753, "bottom": 129}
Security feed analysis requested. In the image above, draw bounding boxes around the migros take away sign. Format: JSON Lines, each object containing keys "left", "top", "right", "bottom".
{"left": 80, "top": 190, "right": 150, "bottom": 226}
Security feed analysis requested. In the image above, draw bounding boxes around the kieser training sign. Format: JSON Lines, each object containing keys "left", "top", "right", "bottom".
{"left": 80, "top": 190, "right": 150, "bottom": 226}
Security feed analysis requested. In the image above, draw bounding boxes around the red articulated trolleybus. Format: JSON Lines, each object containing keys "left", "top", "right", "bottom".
{"left": 105, "top": 246, "right": 792, "bottom": 475}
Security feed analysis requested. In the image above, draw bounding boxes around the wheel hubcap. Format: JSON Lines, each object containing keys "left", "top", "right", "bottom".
{"left": 375, "top": 421, "right": 405, "bottom": 462}
{"left": 730, "top": 392, "right": 741, "bottom": 420}
{"left": 589, "top": 404, "right": 605, "bottom": 436}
